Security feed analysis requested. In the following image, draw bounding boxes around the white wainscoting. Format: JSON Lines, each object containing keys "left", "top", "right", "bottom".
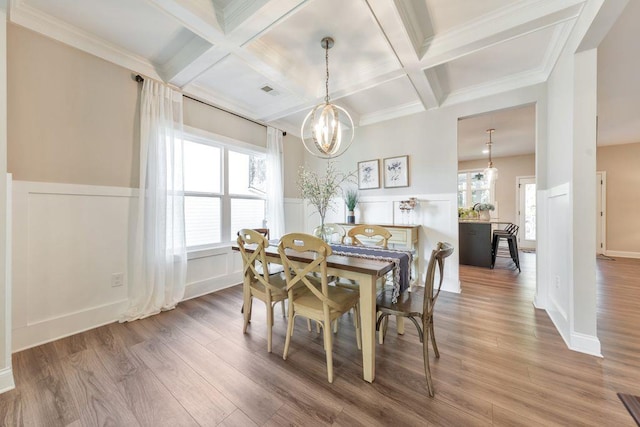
{"left": 12, "top": 181, "right": 134, "bottom": 351}
{"left": 12, "top": 181, "right": 244, "bottom": 351}
{"left": 544, "top": 183, "right": 571, "bottom": 344}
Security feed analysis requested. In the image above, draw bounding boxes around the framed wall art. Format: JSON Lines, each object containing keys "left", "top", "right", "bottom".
{"left": 384, "top": 155, "right": 409, "bottom": 188}
{"left": 357, "top": 159, "right": 380, "bottom": 190}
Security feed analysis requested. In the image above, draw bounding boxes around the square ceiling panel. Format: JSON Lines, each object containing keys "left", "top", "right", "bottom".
{"left": 245, "top": 0, "right": 401, "bottom": 99}
{"left": 431, "top": 25, "right": 556, "bottom": 95}
{"left": 24, "top": 0, "right": 212, "bottom": 68}
{"left": 341, "top": 76, "right": 421, "bottom": 118}
{"left": 194, "top": 54, "right": 305, "bottom": 118}
{"left": 422, "top": 0, "right": 517, "bottom": 34}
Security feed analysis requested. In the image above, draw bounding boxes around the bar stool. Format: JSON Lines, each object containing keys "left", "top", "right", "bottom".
{"left": 491, "top": 224, "right": 521, "bottom": 272}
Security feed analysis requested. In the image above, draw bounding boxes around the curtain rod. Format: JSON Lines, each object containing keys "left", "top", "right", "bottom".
{"left": 134, "top": 74, "right": 286, "bottom": 136}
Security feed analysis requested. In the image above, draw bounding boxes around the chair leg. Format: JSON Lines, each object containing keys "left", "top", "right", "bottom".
{"left": 243, "top": 296, "right": 253, "bottom": 334}
{"left": 283, "top": 302, "right": 295, "bottom": 360}
{"left": 376, "top": 313, "right": 386, "bottom": 344}
{"left": 354, "top": 304, "right": 362, "bottom": 350}
{"left": 266, "top": 301, "right": 276, "bottom": 353}
{"left": 323, "top": 318, "right": 334, "bottom": 383}
{"left": 281, "top": 300, "right": 286, "bottom": 317}
{"left": 423, "top": 327, "right": 435, "bottom": 397}
{"left": 429, "top": 316, "right": 439, "bottom": 358}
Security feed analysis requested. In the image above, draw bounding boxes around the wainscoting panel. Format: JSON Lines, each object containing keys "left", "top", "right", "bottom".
{"left": 12, "top": 181, "right": 135, "bottom": 351}
{"left": 544, "top": 183, "right": 571, "bottom": 345}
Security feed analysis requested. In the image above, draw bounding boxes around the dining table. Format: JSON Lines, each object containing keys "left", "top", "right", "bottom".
{"left": 233, "top": 241, "right": 413, "bottom": 383}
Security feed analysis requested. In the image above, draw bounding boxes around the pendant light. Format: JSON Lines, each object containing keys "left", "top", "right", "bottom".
{"left": 484, "top": 128, "right": 499, "bottom": 182}
{"left": 301, "top": 37, "right": 354, "bottom": 158}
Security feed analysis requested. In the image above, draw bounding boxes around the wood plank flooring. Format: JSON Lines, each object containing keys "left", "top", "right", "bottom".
{"left": 1, "top": 252, "right": 639, "bottom": 426}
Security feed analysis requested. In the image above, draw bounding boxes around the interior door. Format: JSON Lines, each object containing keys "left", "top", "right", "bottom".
{"left": 517, "top": 176, "right": 536, "bottom": 249}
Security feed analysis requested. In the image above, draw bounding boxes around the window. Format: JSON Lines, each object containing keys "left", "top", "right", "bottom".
{"left": 183, "top": 134, "right": 267, "bottom": 249}
{"left": 458, "top": 170, "right": 494, "bottom": 208}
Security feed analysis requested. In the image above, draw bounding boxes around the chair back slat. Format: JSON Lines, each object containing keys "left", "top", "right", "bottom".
{"left": 348, "top": 224, "right": 391, "bottom": 248}
{"left": 278, "top": 233, "right": 343, "bottom": 311}
{"left": 237, "top": 229, "right": 281, "bottom": 295}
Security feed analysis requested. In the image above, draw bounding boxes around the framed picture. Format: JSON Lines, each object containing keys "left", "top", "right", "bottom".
{"left": 358, "top": 159, "right": 380, "bottom": 190}
{"left": 384, "top": 155, "right": 409, "bottom": 188}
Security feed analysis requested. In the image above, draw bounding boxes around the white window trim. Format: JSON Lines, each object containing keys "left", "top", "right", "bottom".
{"left": 458, "top": 168, "right": 496, "bottom": 207}
{"left": 183, "top": 125, "right": 267, "bottom": 254}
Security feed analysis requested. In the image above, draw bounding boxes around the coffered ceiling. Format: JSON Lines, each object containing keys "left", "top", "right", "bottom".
{"left": 8, "top": 0, "right": 636, "bottom": 159}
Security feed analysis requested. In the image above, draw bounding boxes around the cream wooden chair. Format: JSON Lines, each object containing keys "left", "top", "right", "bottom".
{"left": 347, "top": 224, "right": 391, "bottom": 248}
{"left": 237, "top": 228, "right": 288, "bottom": 353}
{"left": 376, "top": 242, "right": 454, "bottom": 396}
{"left": 278, "top": 233, "right": 361, "bottom": 383}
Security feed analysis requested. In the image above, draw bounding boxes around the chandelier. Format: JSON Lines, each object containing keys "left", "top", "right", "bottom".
{"left": 484, "top": 128, "right": 499, "bottom": 182}
{"left": 301, "top": 37, "right": 354, "bottom": 158}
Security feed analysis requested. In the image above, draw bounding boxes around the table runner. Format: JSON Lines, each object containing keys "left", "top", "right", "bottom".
{"left": 330, "top": 244, "right": 412, "bottom": 303}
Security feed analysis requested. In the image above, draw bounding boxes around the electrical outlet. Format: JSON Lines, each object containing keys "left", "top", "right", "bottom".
{"left": 554, "top": 275, "right": 560, "bottom": 288}
{"left": 111, "top": 272, "right": 124, "bottom": 287}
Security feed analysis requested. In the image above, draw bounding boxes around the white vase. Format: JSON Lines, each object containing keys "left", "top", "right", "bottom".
{"left": 479, "top": 210, "right": 491, "bottom": 221}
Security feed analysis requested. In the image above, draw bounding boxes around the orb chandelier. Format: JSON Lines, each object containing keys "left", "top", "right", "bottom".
{"left": 301, "top": 37, "right": 354, "bottom": 159}
{"left": 483, "top": 128, "right": 499, "bottom": 182}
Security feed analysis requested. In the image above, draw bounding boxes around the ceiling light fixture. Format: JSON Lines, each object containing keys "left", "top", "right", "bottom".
{"left": 484, "top": 128, "right": 499, "bottom": 182}
{"left": 301, "top": 37, "right": 354, "bottom": 158}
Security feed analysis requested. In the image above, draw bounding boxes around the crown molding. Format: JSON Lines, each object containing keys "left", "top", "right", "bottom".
{"left": 9, "top": 0, "right": 161, "bottom": 80}
{"left": 540, "top": 20, "right": 577, "bottom": 80}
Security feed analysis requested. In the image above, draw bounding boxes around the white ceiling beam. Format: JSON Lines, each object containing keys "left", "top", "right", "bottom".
{"left": 366, "top": 0, "right": 440, "bottom": 109}
{"left": 145, "top": 0, "right": 225, "bottom": 42}
{"left": 419, "top": 0, "right": 586, "bottom": 69}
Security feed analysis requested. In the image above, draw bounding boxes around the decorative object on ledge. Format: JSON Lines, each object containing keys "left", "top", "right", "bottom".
{"left": 358, "top": 159, "right": 380, "bottom": 189}
{"left": 473, "top": 203, "right": 495, "bottom": 221}
{"left": 399, "top": 197, "right": 417, "bottom": 224}
{"left": 483, "top": 129, "right": 499, "bottom": 182}
{"left": 297, "top": 161, "right": 355, "bottom": 241}
{"left": 344, "top": 189, "right": 359, "bottom": 224}
{"left": 384, "top": 155, "right": 409, "bottom": 188}
{"left": 301, "top": 37, "right": 355, "bottom": 159}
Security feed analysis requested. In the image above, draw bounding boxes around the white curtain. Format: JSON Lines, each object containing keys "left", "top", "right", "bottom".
{"left": 122, "top": 79, "right": 187, "bottom": 322}
{"left": 266, "top": 127, "right": 286, "bottom": 239}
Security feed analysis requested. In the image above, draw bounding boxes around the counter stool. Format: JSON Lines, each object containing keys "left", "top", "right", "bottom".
{"left": 491, "top": 224, "right": 521, "bottom": 272}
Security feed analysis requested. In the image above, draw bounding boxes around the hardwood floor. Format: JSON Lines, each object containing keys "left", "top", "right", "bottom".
{"left": 1, "top": 252, "right": 639, "bottom": 426}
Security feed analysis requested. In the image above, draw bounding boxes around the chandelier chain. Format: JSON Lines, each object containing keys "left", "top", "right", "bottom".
{"left": 324, "top": 41, "right": 330, "bottom": 103}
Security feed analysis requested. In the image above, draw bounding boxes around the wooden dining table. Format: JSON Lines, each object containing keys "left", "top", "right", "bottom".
{"left": 233, "top": 242, "right": 394, "bottom": 383}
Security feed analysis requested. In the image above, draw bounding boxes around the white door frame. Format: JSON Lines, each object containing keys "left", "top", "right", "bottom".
{"left": 596, "top": 171, "right": 607, "bottom": 254}
{"left": 516, "top": 176, "right": 536, "bottom": 249}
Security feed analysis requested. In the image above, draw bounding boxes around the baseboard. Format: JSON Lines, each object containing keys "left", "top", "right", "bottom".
{"left": 183, "top": 274, "right": 243, "bottom": 301}
{"left": 605, "top": 250, "right": 640, "bottom": 259}
{"left": 12, "top": 299, "right": 128, "bottom": 352}
{"left": 0, "top": 367, "right": 15, "bottom": 393}
{"left": 569, "top": 331, "right": 602, "bottom": 357}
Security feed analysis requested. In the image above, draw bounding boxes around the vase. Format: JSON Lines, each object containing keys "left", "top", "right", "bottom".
{"left": 347, "top": 210, "right": 355, "bottom": 224}
{"left": 479, "top": 210, "right": 491, "bottom": 221}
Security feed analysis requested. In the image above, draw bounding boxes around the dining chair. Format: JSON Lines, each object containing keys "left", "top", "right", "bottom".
{"left": 375, "top": 241, "right": 454, "bottom": 396}
{"left": 343, "top": 224, "right": 394, "bottom": 291}
{"left": 237, "top": 228, "right": 288, "bottom": 353}
{"left": 313, "top": 223, "right": 346, "bottom": 244}
{"left": 278, "top": 233, "right": 361, "bottom": 383}
{"left": 347, "top": 224, "right": 391, "bottom": 248}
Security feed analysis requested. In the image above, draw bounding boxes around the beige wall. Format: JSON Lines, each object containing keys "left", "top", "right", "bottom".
{"left": 458, "top": 154, "right": 535, "bottom": 224}
{"left": 8, "top": 24, "right": 140, "bottom": 188}
{"left": 7, "top": 24, "right": 300, "bottom": 191}
{"left": 597, "top": 142, "right": 640, "bottom": 253}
